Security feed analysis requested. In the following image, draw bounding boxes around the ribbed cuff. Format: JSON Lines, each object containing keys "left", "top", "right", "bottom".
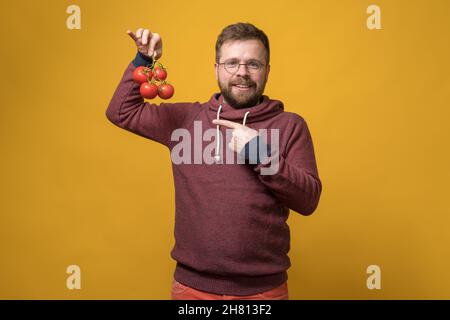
{"left": 240, "top": 135, "right": 272, "bottom": 165}
{"left": 132, "top": 51, "right": 153, "bottom": 67}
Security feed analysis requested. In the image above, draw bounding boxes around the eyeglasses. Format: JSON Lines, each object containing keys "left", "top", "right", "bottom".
{"left": 217, "top": 59, "right": 266, "bottom": 74}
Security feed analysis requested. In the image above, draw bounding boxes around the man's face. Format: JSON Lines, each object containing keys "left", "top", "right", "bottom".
{"left": 215, "top": 39, "right": 270, "bottom": 109}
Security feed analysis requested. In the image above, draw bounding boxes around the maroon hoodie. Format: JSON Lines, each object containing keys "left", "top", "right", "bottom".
{"left": 105, "top": 56, "right": 322, "bottom": 296}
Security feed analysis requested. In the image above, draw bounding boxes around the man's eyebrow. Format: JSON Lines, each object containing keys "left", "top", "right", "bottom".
{"left": 247, "top": 58, "right": 263, "bottom": 63}
{"left": 224, "top": 58, "right": 239, "bottom": 62}
{"left": 225, "top": 58, "right": 263, "bottom": 63}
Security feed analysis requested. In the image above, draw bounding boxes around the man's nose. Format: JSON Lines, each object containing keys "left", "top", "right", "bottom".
{"left": 235, "top": 64, "right": 250, "bottom": 76}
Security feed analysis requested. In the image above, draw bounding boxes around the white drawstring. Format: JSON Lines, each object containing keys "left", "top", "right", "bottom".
{"left": 242, "top": 111, "right": 250, "bottom": 126}
{"left": 214, "top": 105, "right": 223, "bottom": 162}
{"left": 214, "top": 107, "right": 250, "bottom": 163}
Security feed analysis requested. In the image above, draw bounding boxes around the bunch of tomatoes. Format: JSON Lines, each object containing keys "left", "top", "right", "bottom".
{"left": 132, "top": 60, "right": 174, "bottom": 100}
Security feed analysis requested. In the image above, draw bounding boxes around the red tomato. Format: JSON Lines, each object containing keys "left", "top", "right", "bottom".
{"left": 133, "top": 66, "right": 153, "bottom": 84}
{"left": 140, "top": 82, "right": 158, "bottom": 99}
{"left": 158, "top": 83, "right": 174, "bottom": 99}
{"left": 154, "top": 67, "right": 167, "bottom": 81}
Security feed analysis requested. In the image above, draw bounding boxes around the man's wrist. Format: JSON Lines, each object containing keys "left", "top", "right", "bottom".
{"left": 132, "top": 51, "right": 153, "bottom": 67}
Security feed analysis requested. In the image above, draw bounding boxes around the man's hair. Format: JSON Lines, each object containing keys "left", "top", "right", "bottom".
{"left": 215, "top": 22, "right": 270, "bottom": 64}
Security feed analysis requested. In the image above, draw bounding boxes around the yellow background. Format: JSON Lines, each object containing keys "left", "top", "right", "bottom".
{"left": 1, "top": 0, "right": 449, "bottom": 299}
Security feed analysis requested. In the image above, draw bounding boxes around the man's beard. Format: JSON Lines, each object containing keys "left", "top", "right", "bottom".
{"left": 218, "top": 77, "right": 265, "bottom": 109}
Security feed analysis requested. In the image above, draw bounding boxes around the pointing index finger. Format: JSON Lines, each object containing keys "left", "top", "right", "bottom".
{"left": 212, "top": 119, "right": 242, "bottom": 129}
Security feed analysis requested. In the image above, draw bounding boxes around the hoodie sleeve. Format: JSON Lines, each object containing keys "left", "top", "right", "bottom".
{"left": 105, "top": 53, "right": 195, "bottom": 147}
{"left": 253, "top": 115, "right": 322, "bottom": 216}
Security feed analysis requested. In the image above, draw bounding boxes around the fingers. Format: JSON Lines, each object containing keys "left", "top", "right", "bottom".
{"left": 142, "top": 29, "right": 152, "bottom": 45}
{"left": 136, "top": 28, "right": 144, "bottom": 39}
{"left": 212, "top": 119, "right": 242, "bottom": 129}
{"left": 148, "top": 32, "right": 160, "bottom": 57}
{"left": 128, "top": 28, "right": 162, "bottom": 59}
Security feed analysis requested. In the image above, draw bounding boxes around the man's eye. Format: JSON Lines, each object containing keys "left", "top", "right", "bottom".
{"left": 248, "top": 62, "right": 260, "bottom": 69}
{"left": 226, "top": 61, "right": 238, "bottom": 68}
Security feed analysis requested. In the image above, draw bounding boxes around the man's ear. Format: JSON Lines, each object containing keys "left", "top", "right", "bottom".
{"left": 265, "top": 64, "right": 271, "bottom": 82}
{"left": 214, "top": 63, "right": 219, "bottom": 81}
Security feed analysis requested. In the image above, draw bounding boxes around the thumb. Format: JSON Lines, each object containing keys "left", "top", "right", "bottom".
{"left": 126, "top": 30, "right": 138, "bottom": 41}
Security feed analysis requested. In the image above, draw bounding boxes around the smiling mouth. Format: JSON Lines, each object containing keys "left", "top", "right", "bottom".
{"left": 233, "top": 84, "right": 254, "bottom": 90}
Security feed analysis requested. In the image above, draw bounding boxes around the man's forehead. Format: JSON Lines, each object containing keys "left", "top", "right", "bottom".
{"left": 220, "top": 39, "right": 266, "bottom": 60}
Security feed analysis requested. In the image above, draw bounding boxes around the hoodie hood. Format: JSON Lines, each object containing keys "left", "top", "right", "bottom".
{"left": 208, "top": 93, "right": 284, "bottom": 124}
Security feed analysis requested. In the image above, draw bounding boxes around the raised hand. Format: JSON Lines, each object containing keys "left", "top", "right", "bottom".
{"left": 126, "top": 27, "right": 163, "bottom": 60}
